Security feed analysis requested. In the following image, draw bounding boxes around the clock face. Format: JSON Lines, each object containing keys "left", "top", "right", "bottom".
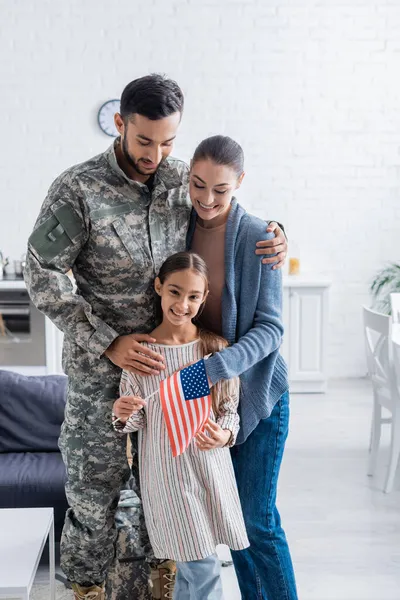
{"left": 97, "top": 99, "right": 120, "bottom": 137}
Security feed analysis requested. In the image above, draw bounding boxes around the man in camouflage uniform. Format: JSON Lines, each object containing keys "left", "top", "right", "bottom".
{"left": 24, "top": 74, "right": 287, "bottom": 600}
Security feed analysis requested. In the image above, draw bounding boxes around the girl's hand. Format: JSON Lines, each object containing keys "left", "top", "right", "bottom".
{"left": 113, "top": 396, "right": 146, "bottom": 423}
{"left": 195, "top": 419, "right": 232, "bottom": 451}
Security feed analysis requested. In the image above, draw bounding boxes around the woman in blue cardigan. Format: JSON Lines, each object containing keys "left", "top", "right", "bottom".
{"left": 186, "top": 135, "right": 298, "bottom": 600}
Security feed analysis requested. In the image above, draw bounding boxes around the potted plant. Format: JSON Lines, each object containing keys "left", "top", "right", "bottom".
{"left": 370, "top": 262, "right": 400, "bottom": 314}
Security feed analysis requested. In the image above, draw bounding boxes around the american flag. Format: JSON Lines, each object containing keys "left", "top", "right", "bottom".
{"left": 160, "top": 359, "right": 211, "bottom": 457}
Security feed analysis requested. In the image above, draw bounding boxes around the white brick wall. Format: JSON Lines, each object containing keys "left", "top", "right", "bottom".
{"left": 0, "top": 0, "right": 399, "bottom": 377}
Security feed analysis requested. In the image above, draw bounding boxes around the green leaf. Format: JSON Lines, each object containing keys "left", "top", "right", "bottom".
{"left": 370, "top": 262, "right": 400, "bottom": 315}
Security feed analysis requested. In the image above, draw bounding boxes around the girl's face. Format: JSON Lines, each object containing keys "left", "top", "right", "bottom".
{"left": 189, "top": 159, "right": 244, "bottom": 225}
{"left": 155, "top": 269, "right": 208, "bottom": 327}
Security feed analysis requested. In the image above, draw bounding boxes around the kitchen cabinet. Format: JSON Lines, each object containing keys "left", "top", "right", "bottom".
{"left": 282, "top": 277, "right": 331, "bottom": 393}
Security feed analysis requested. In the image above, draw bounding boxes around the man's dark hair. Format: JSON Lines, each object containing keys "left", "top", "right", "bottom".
{"left": 120, "top": 73, "right": 184, "bottom": 121}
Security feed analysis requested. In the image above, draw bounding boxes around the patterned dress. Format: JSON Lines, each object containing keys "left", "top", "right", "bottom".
{"left": 115, "top": 340, "right": 249, "bottom": 562}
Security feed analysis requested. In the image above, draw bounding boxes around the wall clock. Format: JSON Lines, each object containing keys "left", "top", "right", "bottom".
{"left": 97, "top": 99, "right": 120, "bottom": 137}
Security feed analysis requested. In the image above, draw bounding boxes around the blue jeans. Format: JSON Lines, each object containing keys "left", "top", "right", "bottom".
{"left": 230, "top": 391, "right": 298, "bottom": 600}
{"left": 173, "top": 553, "right": 223, "bottom": 600}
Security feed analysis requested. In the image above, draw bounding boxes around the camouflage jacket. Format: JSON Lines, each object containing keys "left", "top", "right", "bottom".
{"left": 24, "top": 140, "right": 191, "bottom": 374}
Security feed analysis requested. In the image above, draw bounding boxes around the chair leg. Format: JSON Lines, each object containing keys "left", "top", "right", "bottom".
{"left": 368, "top": 418, "right": 373, "bottom": 453}
{"left": 384, "top": 413, "right": 400, "bottom": 494}
{"left": 368, "top": 401, "right": 382, "bottom": 477}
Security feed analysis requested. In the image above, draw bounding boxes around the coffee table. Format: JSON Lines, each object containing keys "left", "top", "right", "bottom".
{"left": 0, "top": 507, "right": 55, "bottom": 599}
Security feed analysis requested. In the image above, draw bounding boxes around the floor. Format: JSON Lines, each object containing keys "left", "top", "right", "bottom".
{"left": 34, "top": 378, "right": 400, "bottom": 599}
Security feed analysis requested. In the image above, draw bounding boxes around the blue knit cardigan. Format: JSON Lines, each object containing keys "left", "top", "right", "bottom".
{"left": 187, "top": 199, "right": 289, "bottom": 444}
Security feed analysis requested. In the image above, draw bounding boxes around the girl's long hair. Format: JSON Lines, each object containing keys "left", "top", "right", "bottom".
{"left": 156, "top": 252, "right": 239, "bottom": 415}
{"left": 198, "top": 329, "right": 239, "bottom": 416}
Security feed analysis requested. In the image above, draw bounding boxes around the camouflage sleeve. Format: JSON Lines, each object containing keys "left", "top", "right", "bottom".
{"left": 24, "top": 173, "right": 119, "bottom": 357}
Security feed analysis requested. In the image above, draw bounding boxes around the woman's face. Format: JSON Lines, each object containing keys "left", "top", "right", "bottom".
{"left": 189, "top": 159, "right": 244, "bottom": 225}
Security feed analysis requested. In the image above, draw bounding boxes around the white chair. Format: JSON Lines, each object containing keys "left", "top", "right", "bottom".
{"left": 363, "top": 306, "right": 400, "bottom": 493}
{"left": 390, "top": 292, "right": 400, "bottom": 323}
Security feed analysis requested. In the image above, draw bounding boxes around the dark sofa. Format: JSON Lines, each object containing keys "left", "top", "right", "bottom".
{"left": 0, "top": 369, "right": 68, "bottom": 541}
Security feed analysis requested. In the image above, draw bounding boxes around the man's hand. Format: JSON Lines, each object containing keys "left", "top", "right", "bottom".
{"left": 104, "top": 334, "right": 165, "bottom": 375}
{"left": 195, "top": 419, "right": 232, "bottom": 451}
{"left": 113, "top": 395, "right": 146, "bottom": 423}
{"left": 255, "top": 221, "right": 287, "bottom": 270}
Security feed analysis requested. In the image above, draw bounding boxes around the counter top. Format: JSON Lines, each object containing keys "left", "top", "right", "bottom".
{"left": 0, "top": 278, "right": 26, "bottom": 290}
{"left": 282, "top": 276, "right": 331, "bottom": 287}
{"left": 392, "top": 323, "right": 400, "bottom": 346}
{"left": 0, "top": 275, "right": 332, "bottom": 291}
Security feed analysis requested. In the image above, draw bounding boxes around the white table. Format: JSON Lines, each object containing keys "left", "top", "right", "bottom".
{"left": 0, "top": 508, "right": 55, "bottom": 600}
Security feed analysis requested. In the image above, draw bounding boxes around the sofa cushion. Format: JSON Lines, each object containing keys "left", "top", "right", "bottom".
{"left": 0, "top": 370, "right": 67, "bottom": 453}
{"left": 0, "top": 451, "right": 68, "bottom": 539}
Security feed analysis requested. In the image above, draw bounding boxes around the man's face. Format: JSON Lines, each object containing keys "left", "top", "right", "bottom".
{"left": 115, "top": 112, "right": 181, "bottom": 177}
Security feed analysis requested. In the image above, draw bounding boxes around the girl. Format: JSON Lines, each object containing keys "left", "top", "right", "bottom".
{"left": 186, "top": 135, "right": 298, "bottom": 600}
{"left": 113, "top": 251, "right": 249, "bottom": 600}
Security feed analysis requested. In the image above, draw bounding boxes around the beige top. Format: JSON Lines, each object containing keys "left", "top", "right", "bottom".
{"left": 191, "top": 221, "right": 226, "bottom": 336}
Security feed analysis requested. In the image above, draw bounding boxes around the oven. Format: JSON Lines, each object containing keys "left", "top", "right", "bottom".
{"left": 0, "top": 288, "right": 46, "bottom": 367}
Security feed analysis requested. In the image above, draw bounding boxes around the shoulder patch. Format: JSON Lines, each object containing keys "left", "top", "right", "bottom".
{"left": 28, "top": 202, "right": 84, "bottom": 262}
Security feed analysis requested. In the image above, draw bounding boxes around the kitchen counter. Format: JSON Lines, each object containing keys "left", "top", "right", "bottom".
{"left": 0, "top": 277, "right": 26, "bottom": 290}
{"left": 0, "top": 275, "right": 332, "bottom": 291}
{"left": 283, "top": 275, "right": 331, "bottom": 288}
{"left": 1, "top": 274, "right": 332, "bottom": 387}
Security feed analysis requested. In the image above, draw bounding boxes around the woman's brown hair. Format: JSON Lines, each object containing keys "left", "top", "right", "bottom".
{"left": 156, "top": 252, "right": 239, "bottom": 415}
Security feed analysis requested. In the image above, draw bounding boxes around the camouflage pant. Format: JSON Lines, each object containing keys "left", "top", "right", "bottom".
{"left": 106, "top": 489, "right": 153, "bottom": 600}
{"left": 58, "top": 367, "right": 151, "bottom": 586}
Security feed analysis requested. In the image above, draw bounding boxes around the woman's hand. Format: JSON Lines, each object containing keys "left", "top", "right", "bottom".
{"left": 195, "top": 419, "right": 232, "bottom": 451}
{"left": 113, "top": 395, "right": 146, "bottom": 423}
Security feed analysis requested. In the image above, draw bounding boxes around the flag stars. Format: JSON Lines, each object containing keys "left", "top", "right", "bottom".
{"left": 181, "top": 360, "right": 210, "bottom": 401}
